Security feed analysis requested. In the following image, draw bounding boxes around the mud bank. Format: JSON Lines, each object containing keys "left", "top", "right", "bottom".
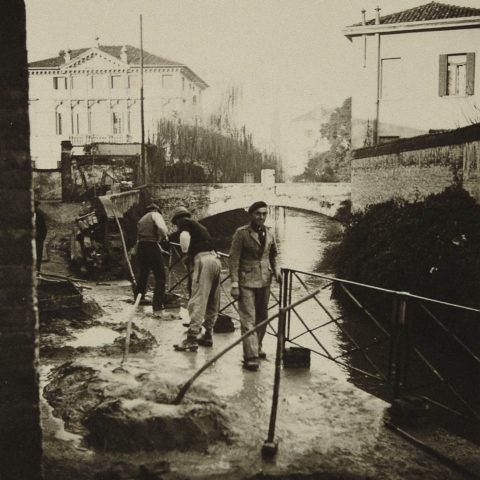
{"left": 43, "top": 359, "right": 233, "bottom": 452}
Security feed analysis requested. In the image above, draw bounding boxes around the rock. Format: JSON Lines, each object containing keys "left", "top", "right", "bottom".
{"left": 85, "top": 398, "right": 230, "bottom": 452}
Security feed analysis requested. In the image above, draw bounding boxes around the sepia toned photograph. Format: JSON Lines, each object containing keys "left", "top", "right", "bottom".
{"left": 0, "top": 0, "right": 479, "bottom": 478}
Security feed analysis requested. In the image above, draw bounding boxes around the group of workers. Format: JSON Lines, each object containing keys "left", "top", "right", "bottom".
{"left": 134, "top": 200, "right": 281, "bottom": 371}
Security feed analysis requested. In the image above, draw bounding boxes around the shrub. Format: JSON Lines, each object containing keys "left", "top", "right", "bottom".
{"left": 331, "top": 186, "right": 480, "bottom": 308}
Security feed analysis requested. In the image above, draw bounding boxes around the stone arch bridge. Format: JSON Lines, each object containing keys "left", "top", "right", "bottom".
{"left": 101, "top": 182, "right": 351, "bottom": 224}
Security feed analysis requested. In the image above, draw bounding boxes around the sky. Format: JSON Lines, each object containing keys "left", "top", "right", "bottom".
{"left": 25, "top": 0, "right": 480, "bottom": 158}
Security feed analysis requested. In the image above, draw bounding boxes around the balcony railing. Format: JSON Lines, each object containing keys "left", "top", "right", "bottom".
{"left": 69, "top": 134, "right": 132, "bottom": 145}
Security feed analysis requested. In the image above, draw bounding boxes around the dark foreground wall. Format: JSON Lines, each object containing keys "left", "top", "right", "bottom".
{"left": 351, "top": 124, "right": 480, "bottom": 211}
{"left": 0, "top": 2, "right": 42, "bottom": 479}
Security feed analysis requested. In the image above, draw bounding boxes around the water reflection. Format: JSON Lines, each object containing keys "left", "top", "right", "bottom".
{"left": 266, "top": 207, "right": 347, "bottom": 379}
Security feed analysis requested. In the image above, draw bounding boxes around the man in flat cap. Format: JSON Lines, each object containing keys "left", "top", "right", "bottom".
{"left": 172, "top": 207, "right": 222, "bottom": 352}
{"left": 135, "top": 203, "right": 168, "bottom": 313}
{"left": 229, "top": 201, "right": 281, "bottom": 371}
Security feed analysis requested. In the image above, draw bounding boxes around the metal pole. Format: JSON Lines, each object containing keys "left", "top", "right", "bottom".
{"left": 140, "top": 14, "right": 146, "bottom": 184}
{"left": 262, "top": 306, "right": 286, "bottom": 458}
{"left": 393, "top": 296, "right": 407, "bottom": 398}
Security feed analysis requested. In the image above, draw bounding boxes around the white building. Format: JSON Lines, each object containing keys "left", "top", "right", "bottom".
{"left": 285, "top": 106, "right": 332, "bottom": 178}
{"left": 28, "top": 43, "right": 208, "bottom": 169}
{"left": 343, "top": 2, "right": 480, "bottom": 149}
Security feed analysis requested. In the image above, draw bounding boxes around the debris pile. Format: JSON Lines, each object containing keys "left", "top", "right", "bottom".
{"left": 43, "top": 360, "right": 233, "bottom": 452}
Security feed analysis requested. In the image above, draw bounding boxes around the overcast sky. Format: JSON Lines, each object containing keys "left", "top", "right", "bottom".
{"left": 25, "top": 0, "right": 480, "bottom": 152}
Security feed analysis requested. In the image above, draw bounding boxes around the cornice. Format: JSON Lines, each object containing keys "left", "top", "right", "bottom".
{"left": 343, "top": 15, "right": 480, "bottom": 40}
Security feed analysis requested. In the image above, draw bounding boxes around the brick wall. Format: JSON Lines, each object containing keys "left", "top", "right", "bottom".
{"left": 0, "top": 2, "right": 42, "bottom": 479}
{"left": 351, "top": 126, "right": 480, "bottom": 211}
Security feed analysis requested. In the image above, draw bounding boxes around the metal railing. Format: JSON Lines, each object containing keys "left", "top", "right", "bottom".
{"left": 280, "top": 267, "right": 480, "bottom": 425}
{"left": 166, "top": 241, "right": 280, "bottom": 332}
{"left": 160, "top": 243, "right": 479, "bottom": 465}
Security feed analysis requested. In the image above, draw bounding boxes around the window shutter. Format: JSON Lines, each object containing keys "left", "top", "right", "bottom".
{"left": 466, "top": 52, "right": 475, "bottom": 95}
{"left": 438, "top": 54, "right": 448, "bottom": 97}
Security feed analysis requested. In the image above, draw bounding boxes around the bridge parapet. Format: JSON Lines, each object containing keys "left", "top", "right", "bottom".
{"left": 101, "top": 182, "right": 351, "bottom": 223}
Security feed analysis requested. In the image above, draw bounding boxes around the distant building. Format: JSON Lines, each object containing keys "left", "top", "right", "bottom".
{"left": 285, "top": 106, "right": 332, "bottom": 178}
{"left": 343, "top": 2, "right": 480, "bottom": 149}
{"left": 28, "top": 42, "right": 208, "bottom": 168}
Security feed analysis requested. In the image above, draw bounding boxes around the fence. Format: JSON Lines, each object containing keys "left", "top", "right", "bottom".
{"left": 280, "top": 268, "right": 480, "bottom": 426}
{"left": 166, "top": 244, "right": 480, "bottom": 428}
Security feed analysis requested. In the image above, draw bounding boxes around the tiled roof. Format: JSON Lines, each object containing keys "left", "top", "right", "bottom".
{"left": 350, "top": 2, "right": 480, "bottom": 27}
{"left": 28, "top": 45, "right": 182, "bottom": 68}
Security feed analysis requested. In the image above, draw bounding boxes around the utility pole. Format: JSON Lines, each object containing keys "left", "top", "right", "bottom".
{"left": 140, "top": 14, "right": 146, "bottom": 184}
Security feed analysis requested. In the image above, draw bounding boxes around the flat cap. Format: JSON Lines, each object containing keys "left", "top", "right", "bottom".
{"left": 248, "top": 201, "right": 267, "bottom": 214}
{"left": 171, "top": 206, "right": 191, "bottom": 223}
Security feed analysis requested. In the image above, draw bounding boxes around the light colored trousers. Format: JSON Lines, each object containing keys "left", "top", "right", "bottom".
{"left": 238, "top": 286, "right": 270, "bottom": 360}
{"left": 187, "top": 252, "right": 221, "bottom": 336}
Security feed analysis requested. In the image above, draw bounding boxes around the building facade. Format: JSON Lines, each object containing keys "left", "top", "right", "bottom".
{"left": 286, "top": 106, "right": 332, "bottom": 178}
{"left": 344, "top": 2, "right": 480, "bottom": 149}
{"left": 29, "top": 43, "right": 208, "bottom": 169}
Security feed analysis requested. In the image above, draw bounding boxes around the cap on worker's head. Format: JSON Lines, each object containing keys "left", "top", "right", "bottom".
{"left": 248, "top": 201, "right": 267, "bottom": 214}
{"left": 171, "top": 206, "right": 191, "bottom": 223}
{"left": 146, "top": 203, "right": 160, "bottom": 212}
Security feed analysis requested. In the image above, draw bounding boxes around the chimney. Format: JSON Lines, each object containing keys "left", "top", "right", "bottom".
{"left": 94, "top": 36, "right": 100, "bottom": 48}
{"left": 361, "top": 9, "right": 366, "bottom": 25}
{"left": 120, "top": 45, "right": 128, "bottom": 63}
{"left": 375, "top": 6, "right": 381, "bottom": 24}
{"left": 65, "top": 49, "right": 71, "bottom": 62}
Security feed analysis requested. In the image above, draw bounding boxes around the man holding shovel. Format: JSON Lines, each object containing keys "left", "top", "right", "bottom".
{"left": 134, "top": 203, "right": 169, "bottom": 313}
{"left": 172, "top": 207, "right": 221, "bottom": 352}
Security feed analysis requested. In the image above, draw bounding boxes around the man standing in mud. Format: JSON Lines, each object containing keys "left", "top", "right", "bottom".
{"left": 35, "top": 200, "right": 47, "bottom": 272}
{"left": 172, "top": 207, "right": 222, "bottom": 352}
{"left": 229, "top": 201, "right": 281, "bottom": 371}
{"left": 135, "top": 203, "right": 168, "bottom": 313}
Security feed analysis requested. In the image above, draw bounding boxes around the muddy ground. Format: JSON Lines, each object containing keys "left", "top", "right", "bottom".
{"left": 38, "top": 202, "right": 480, "bottom": 480}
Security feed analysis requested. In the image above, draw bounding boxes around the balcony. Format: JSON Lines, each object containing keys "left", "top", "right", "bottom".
{"left": 69, "top": 134, "right": 133, "bottom": 146}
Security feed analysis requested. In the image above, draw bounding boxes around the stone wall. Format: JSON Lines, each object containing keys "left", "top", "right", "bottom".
{"left": 0, "top": 3, "right": 42, "bottom": 479}
{"left": 351, "top": 125, "right": 480, "bottom": 211}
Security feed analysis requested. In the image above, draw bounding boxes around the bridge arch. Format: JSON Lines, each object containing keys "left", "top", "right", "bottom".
{"left": 146, "top": 182, "right": 351, "bottom": 220}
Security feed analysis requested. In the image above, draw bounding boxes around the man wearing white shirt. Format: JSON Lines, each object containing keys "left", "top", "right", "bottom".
{"left": 172, "top": 207, "right": 221, "bottom": 352}
{"left": 135, "top": 203, "right": 169, "bottom": 312}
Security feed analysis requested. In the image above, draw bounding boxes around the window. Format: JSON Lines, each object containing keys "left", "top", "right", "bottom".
{"left": 55, "top": 112, "right": 62, "bottom": 135}
{"left": 162, "top": 74, "right": 173, "bottom": 89}
{"left": 53, "top": 77, "right": 67, "bottom": 90}
{"left": 112, "top": 112, "right": 123, "bottom": 134}
{"left": 192, "top": 95, "right": 197, "bottom": 105}
{"left": 110, "top": 75, "right": 122, "bottom": 89}
{"left": 72, "top": 113, "right": 80, "bottom": 134}
{"left": 381, "top": 58, "right": 403, "bottom": 99}
{"left": 439, "top": 53, "right": 475, "bottom": 96}
{"left": 128, "top": 75, "right": 138, "bottom": 89}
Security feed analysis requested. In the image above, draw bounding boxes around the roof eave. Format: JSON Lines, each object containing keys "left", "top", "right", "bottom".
{"left": 343, "top": 15, "right": 480, "bottom": 39}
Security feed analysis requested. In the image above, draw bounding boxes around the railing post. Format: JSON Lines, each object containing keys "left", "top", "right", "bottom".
{"left": 391, "top": 295, "right": 408, "bottom": 399}
{"left": 281, "top": 268, "right": 290, "bottom": 342}
{"left": 262, "top": 305, "right": 286, "bottom": 459}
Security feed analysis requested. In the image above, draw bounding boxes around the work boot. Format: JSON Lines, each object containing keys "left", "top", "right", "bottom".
{"left": 258, "top": 348, "right": 267, "bottom": 360}
{"left": 243, "top": 358, "right": 259, "bottom": 371}
{"left": 198, "top": 331, "right": 213, "bottom": 347}
{"left": 174, "top": 336, "right": 198, "bottom": 352}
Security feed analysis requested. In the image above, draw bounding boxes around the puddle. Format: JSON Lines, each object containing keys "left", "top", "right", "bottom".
{"left": 66, "top": 326, "right": 119, "bottom": 348}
